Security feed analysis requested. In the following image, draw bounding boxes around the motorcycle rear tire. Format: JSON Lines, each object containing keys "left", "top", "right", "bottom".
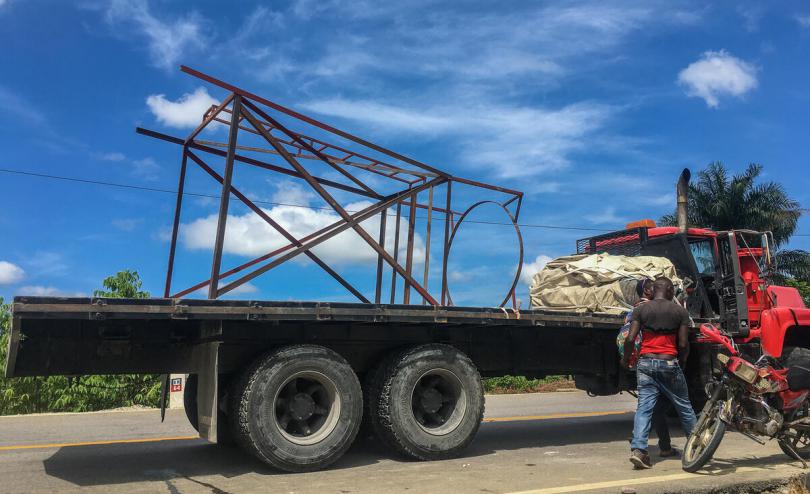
{"left": 682, "top": 402, "right": 726, "bottom": 473}
{"left": 778, "top": 398, "right": 810, "bottom": 460}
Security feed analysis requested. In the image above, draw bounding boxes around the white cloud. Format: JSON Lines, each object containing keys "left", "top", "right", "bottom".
{"left": 533, "top": 182, "right": 562, "bottom": 194}
{"left": 271, "top": 180, "right": 316, "bottom": 206}
{"left": 303, "top": 99, "right": 455, "bottom": 134}
{"left": 677, "top": 50, "right": 758, "bottom": 108}
{"left": 0, "top": 261, "right": 25, "bottom": 284}
{"left": 448, "top": 270, "right": 472, "bottom": 283}
{"left": 97, "top": 152, "right": 126, "bottom": 161}
{"left": 93, "top": 151, "right": 160, "bottom": 180}
{"left": 104, "top": 0, "right": 207, "bottom": 70}
{"left": 146, "top": 87, "right": 218, "bottom": 129}
{"left": 520, "top": 255, "right": 552, "bottom": 286}
{"left": 25, "top": 251, "right": 68, "bottom": 277}
{"left": 644, "top": 193, "right": 676, "bottom": 207}
{"left": 18, "top": 286, "right": 84, "bottom": 297}
{"left": 0, "top": 85, "right": 46, "bottom": 126}
{"left": 279, "top": 1, "right": 701, "bottom": 87}
{"left": 797, "top": 15, "right": 810, "bottom": 28}
{"left": 736, "top": 5, "right": 763, "bottom": 32}
{"left": 181, "top": 200, "right": 424, "bottom": 267}
{"left": 112, "top": 218, "right": 142, "bottom": 232}
{"left": 585, "top": 206, "right": 625, "bottom": 225}
{"left": 229, "top": 282, "right": 258, "bottom": 295}
{"left": 303, "top": 99, "right": 613, "bottom": 177}
{"left": 214, "top": 1, "right": 700, "bottom": 179}
{"left": 132, "top": 157, "right": 161, "bottom": 181}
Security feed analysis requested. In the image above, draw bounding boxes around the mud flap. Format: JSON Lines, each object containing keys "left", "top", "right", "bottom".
{"left": 159, "top": 374, "right": 169, "bottom": 422}
{"left": 195, "top": 341, "right": 220, "bottom": 442}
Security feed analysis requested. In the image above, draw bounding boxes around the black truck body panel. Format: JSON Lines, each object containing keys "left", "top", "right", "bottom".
{"left": 7, "top": 296, "right": 627, "bottom": 383}
{"left": 6, "top": 296, "right": 736, "bottom": 406}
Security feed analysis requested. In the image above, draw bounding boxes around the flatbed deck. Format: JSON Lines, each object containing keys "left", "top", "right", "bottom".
{"left": 8, "top": 296, "right": 625, "bottom": 325}
{"left": 7, "top": 297, "right": 627, "bottom": 381}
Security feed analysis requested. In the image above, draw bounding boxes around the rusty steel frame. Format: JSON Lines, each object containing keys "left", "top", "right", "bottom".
{"left": 139, "top": 67, "right": 524, "bottom": 307}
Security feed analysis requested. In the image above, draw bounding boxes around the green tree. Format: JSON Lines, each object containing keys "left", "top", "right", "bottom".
{"left": 661, "top": 162, "right": 809, "bottom": 282}
{"left": 93, "top": 270, "right": 149, "bottom": 298}
{"left": 0, "top": 271, "right": 161, "bottom": 415}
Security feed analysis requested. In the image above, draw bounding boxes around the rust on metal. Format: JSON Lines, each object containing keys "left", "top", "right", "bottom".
{"left": 139, "top": 67, "right": 524, "bottom": 307}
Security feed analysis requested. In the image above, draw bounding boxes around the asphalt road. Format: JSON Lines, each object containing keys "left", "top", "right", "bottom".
{"left": 0, "top": 391, "right": 803, "bottom": 494}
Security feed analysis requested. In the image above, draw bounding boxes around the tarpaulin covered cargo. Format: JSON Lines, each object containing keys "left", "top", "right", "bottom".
{"left": 529, "top": 253, "right": 682, "bottom": 314}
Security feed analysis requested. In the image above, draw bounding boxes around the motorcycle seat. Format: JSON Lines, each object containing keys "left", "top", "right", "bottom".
{"left": 787, "top": 365, "right": 810, "bottom": 391}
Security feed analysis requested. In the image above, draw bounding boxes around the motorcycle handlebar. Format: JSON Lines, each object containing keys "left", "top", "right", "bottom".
{"left": 699, "top": 323, "right": 738, "bottom": 355}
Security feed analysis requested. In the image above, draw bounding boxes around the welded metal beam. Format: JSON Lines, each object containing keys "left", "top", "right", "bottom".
{"left": 238, "top": 101, "right": 439, "bottom": 305}
{"left": 208, "top": 95, "right": 242, "bottom": 299}
{"left": 164, "top": 149, "right": 188, "bottom": 298}
{"left": 139, "top": 69, "right": 525, "bottom": 307}
{"left": 136, "top": 127, "right": 381, "bottom": 199}
{"left": 181, "top": 65, "right": 449, "bottom": 177}
{"left": 217, "top": 177, "right": 446, "bottom": 298}
{"left": 186, "top": 151, "right": 369, "bottom": 303}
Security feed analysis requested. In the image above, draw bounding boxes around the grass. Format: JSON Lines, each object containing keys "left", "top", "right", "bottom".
{"left": 483, "top": 375, "right": 575, "bottom": 394}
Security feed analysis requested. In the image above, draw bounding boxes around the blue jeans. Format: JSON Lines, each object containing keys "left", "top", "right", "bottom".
{"left": 631, "top": 358, "right": 697, "bottom": 451}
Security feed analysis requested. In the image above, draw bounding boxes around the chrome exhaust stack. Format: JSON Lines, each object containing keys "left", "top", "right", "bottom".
{"left": 677, "top": 168, "right": 691, "bottom": 233}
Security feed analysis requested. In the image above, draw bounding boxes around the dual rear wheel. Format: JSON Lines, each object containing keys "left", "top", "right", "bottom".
{"left": 199, "top": 343, "right": 483, "bottom": 472}
{"left": 366, "top": 344, "right": 485, "bottom": 461}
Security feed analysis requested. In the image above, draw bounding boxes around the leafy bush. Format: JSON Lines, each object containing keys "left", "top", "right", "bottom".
{"left": 0, "top": 270, "right": 162, "bottom": 415}
{"left": 483, "top": 375, "right": 570, "bottom": 393}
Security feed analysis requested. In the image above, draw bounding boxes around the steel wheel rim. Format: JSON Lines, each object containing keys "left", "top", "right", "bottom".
{"left": 785, "top": 430, "right": 810, "bottom": 452}
{"left": 409, "top": 368, "right": 467, "bottom": 436}
{"left": 685, "top": 411, "right": 720, "bottom": 462}
{"left": 785, "top": 403, "right": 810, "bottom": 453}
{"left": 272, "top": 371, "right": 341, "bottom": 446}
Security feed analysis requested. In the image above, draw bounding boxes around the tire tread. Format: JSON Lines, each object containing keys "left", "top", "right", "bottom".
{"left": 366, "top": 344, "right": 484, "bottom": 461}
{"left": 230, "top": 345, "right": 361, "bottom": 472}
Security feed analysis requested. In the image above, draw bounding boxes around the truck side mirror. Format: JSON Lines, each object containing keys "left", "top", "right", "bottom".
{"left": 762, "top": 233, "right": 773, "bottom": 271}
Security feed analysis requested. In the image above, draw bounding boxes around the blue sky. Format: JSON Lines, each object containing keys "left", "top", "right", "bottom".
{"left": 1, "top": 0, "right": 809, "bottom": 306}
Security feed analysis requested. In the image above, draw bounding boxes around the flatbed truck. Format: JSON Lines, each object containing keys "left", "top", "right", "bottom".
{"left": 5, "top": 67, "right": 810, "bottom": 472}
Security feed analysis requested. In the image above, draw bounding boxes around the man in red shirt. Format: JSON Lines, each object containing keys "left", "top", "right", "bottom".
{"left": 621, "top": 277, "right": 696, "bottom": 469}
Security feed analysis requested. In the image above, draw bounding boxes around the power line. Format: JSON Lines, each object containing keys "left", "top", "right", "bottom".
{"left": 0, "top": 167, "right": 611, "bottom": 233}
{"left": 4, "top": 167, "right": 809, "bottom": 237}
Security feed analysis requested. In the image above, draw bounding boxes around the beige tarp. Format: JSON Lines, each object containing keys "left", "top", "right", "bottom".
{"left": 529, "top": 253, "right": 682, "bottom": 314}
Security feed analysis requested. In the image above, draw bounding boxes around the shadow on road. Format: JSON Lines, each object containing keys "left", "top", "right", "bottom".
{"left": 40, "top": 412, "right": 718, "bottom": 488}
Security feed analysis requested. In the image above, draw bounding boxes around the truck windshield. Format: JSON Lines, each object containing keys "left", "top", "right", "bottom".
{"left": 690, "top": 239, "right": 715, "bottom": 275}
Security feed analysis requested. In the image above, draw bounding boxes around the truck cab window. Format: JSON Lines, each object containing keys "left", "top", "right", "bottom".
{"left": 689, "top": 240, "right": 715, "bottom": 276}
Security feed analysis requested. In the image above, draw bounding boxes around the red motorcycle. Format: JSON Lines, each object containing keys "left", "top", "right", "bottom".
{"left": 683, "top": 323, "right": 810, "bottom": 472}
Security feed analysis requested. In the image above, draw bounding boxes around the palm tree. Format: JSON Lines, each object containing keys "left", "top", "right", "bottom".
{"left": 661, "top": 162, "right": 809, "bottom": 281}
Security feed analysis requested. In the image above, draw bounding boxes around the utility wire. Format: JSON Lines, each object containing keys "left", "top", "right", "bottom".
{"left": 2, "top": 167, "right": 808, "bottom": 236}
{"left": 0, "top": 167, "right": 612, "bottom": 233}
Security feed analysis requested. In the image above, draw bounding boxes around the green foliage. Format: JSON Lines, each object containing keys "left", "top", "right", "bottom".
{"left": 660, "top": 163, "right": 801, "bottom": 245}
{"left": 0, "top": 271, "right": 162, "bottom": 415}
{"left": 774, "top": 250, "right": 810, "bottom": 284}
{"left": 93, "top": 270, "right": 150, "bottom": 298}
{"left": 661, "top": 162, "right": 809, "bottom": 282}
{"left": 483, "top": 375, "right": 568, "bottom": 393}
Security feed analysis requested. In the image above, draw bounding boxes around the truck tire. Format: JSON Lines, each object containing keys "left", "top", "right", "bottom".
{"left": 182, "top": 373, "right": 235, "bottom": 444}
{"left": 367, "top": 344, "right": 484, "bottom": 461}
{"left": 184, "top": 374, "right": 199, "bottom": 432}
{"left": 230, "top": 345, "right": 363, "bottom": 472}
{"left": 780, "top": 346, "right": 810, "bottom": 366}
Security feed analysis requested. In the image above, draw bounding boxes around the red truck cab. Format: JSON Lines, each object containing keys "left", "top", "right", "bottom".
{"left": 577, "top": 223, "right": 810, "bottom": 358}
